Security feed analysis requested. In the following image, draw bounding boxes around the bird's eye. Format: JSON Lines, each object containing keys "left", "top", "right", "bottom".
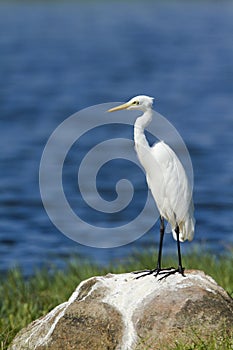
{"left": 132, "top": 101, "right": 139, "bottom": 105}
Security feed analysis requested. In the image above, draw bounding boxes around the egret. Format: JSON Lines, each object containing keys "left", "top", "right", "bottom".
{"left": 108, "top": 96, "right": 195, "bottom": 279}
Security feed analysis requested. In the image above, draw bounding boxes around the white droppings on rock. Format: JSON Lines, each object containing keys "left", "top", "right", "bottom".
{"left": 24, "top": 302, "right": 66, "bottom": 346}
{"left": 99, "top": 270, "right": 224, "bottom": 349}
{"left": 177, "top": 271, "right": 219, "bottom": 294}
{"left": 100, "top": 272, "right": 182, "bottom": 350}
{"left": 27, "top": 277, "right": 99, "bottom": 348}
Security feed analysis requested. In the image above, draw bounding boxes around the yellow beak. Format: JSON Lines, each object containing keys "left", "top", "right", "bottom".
{"left": 107, "top": 102, "right": 132, "bottom": 113}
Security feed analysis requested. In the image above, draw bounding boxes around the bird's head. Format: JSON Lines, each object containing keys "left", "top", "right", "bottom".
{"left": 108, "top": 95, "right": 154, "bottom": 113}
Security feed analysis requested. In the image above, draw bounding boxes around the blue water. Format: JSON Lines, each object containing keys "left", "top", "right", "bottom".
{"left": 0, "top": 1, "right": 232, "bottom": 275}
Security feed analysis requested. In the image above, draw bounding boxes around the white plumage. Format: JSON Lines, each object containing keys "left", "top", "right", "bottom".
{"left": 108, "top": 95, "right": 195, "bottom": 278}
{"left": 146, "top": 141, "right": 195, "bottom": 242}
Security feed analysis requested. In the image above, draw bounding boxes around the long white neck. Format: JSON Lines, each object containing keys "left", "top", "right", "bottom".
{"left": 134, "top": 109, "right": 153, "bottom": 160}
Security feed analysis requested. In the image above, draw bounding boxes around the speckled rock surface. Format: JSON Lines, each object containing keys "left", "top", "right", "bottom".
{"left": 8, "top": 270, "right": 233, "bottom": 350}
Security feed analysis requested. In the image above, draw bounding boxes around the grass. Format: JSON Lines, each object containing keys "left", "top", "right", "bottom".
{"left": 1, "top": 250, "right": 233, "bottom": 350}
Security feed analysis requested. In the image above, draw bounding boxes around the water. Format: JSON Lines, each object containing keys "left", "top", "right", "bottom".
{"left": 0, "top": 1, "right": 232, "bottom": 275}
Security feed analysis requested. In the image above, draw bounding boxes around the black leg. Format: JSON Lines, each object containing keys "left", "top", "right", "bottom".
{"left": 133, "top": 216, "right": 174, "bottom": 279}
{"left": 156, "top": 216, "right": 165, "bottom": 270}
{"left": 176, "top": 225, "right": 184, "bottom": 274}
{"left": 158, "top": 225, "right": 185, "bottom": 280}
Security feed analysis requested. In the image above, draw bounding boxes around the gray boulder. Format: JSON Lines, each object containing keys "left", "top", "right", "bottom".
{"left": 8, "top": 270, "right": 233, "bottom": 350}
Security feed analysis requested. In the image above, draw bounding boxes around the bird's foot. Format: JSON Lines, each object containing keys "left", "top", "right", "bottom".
{"left": 133, "top": 267, "right": 175, "bottom": 280}
{"left": 133, "top": 269, "right": 158, "bottom": 279}
{"left": 157, "top": 266, "right": 185, "bottom": 281}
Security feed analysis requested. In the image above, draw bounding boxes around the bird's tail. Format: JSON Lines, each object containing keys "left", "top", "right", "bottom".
{"left": 172, "top": 215, "right": 195, "bottom": 242}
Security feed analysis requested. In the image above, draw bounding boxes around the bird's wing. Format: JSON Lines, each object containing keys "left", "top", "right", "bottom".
{"left": 146, "top": 141, "right": 193, "bottom": 230}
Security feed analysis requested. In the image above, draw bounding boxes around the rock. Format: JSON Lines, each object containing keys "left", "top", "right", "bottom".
{"left": 8, "top": 270, "right": 233, "bottom": 350}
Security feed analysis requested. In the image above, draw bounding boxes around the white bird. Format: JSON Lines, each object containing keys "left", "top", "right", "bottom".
{"left": 108, "top": 95, "right": 195, "bottom": 279}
